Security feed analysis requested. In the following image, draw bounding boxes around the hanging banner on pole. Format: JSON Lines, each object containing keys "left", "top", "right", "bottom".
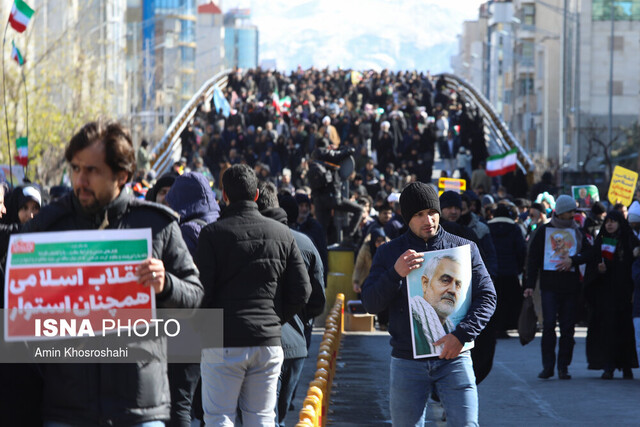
{"left": 15, "top": 136, "right": 28, "bottom": 166}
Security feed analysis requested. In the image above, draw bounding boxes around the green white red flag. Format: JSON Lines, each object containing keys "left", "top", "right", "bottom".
{"left": 8, "top": 0, "right": 34, "bottom": 33}
{"left": 11, "top": 41, "right": 24, "bottom": 66}
{"left": 15, "top": 137, "right": 28, "bottom": 166}
{"left": 486, "top": 148, "right": 517, "bottom": 177}
{"left": 601, "top": 237, "right": 617, "bottom": 260}
{"left": 272, "top": 92, "right": 291, "bottom": 115}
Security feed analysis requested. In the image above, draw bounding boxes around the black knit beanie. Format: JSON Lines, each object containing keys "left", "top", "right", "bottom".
{"left": 400, "top": 182, "right": 440, "bottom": 222}
{"left": 439, "top": 190, "right": 462, "bottom": 210}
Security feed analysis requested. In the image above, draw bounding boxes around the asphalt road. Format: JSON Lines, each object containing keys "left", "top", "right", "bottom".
{"left": 287, "top": 328, "right": 640, "bottom": 426}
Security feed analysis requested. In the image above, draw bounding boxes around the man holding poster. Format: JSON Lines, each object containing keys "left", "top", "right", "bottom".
{"left": 17, "top": 119, "right": 203, "bottom": 426}
{"left": 361, "top": 182, "right": 495, "bottom": 426}
{"left": 524, "top": 194, "right": 590, "bottom": 381}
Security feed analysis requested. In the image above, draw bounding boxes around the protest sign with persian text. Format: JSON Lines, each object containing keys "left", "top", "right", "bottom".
{"left": 4, "top": 229, "right": 153, "bottom": 341}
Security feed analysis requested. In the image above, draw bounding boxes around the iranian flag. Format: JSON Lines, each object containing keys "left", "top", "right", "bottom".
{"left": 601, "top": 237, "right": 617, "bottom": 260}
{"left": 271, "top": 91, "right": 291, "bottom": 115}
{"left": 8, "top": 0, "right": 34, "bottom": 33}
{"left": 272, "top": 92, "right": 281, "bottom": 115}
{"left": 11, "top": 41, "right": 24, "bottom": 66}
{"left": 486, "top": 148, "right": 518, "bottom": 177}
{"left": 15, "top": 137, "right": 28, "bottom": 167}
{"left": 279, "top": 96, "right": 291, "bottom": 112}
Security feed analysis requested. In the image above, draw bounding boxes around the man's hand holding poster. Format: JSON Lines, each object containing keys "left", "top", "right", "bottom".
{"left": 406, "top": 245, "right": 473, "bottom": 358}
{"left": 4, "top": 229, "right": 153, "bottom": 341}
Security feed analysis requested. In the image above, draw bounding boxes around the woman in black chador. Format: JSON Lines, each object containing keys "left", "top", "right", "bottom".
{"left": 584, "top": 210, "right": 640, "bottom": 379}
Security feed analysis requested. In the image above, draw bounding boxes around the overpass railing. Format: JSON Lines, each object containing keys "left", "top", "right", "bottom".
{"left": 438, "top": 73, "right": 535, "bottom": 175}
{"left": 150, "top": 69, "right": 233, "bottom": 176}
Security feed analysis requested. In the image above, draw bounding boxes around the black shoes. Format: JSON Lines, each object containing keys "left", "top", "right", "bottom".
{"left": 623, "top": 368, "right": 634, "bottom": 379}
{"left": 558, "top": 368, "right": 571, "bottom": 380}
{"left": 538, "top": 368, "right": 554, "bottom": 379}
{"left": 601, "top": 370, "right": 614, "bottom": 380}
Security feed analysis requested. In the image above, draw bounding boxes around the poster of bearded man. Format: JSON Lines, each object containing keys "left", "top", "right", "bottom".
{"left": 406, "top": 245, "right": 473, "bottom": 358}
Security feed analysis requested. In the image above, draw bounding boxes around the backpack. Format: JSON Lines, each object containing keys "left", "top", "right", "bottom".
{"left": 307, "top": 161, "right": 333, "bottom": 190}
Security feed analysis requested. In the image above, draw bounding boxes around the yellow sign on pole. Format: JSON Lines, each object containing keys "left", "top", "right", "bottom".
{"left": 438, "top": 177, "right": 466, "bottom": 196}
{"left": 607, "top": 165, "right": 638, "bottom": 206}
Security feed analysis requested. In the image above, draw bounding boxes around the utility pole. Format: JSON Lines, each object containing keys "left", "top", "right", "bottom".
{"left": 608, "top": 0, "right": 615, "bottom": 152}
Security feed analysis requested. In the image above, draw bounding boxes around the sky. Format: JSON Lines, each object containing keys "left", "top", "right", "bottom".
{"left": 221, "top": 0, "right": 486, "bottom": 73}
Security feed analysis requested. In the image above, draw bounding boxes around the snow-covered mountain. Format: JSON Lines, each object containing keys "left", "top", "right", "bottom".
{"left": 223, "top": 0, "right": 483, "bottom": 72}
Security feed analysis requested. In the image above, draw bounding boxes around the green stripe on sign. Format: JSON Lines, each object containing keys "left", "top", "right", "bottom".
{"left": 11, "top": 240, "right": 148, "bottom": 265}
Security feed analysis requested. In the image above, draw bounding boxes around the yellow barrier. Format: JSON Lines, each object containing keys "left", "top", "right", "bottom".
{"left": 297, "top": 293, "right": 345, "bottom": 427}
{"left": 323, "top": 250, "right": 356, "bottom": 323}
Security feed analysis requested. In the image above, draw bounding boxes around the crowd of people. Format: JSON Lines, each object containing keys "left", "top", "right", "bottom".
{"left": 0, "top": 66, "right": 638, "bottom": 426}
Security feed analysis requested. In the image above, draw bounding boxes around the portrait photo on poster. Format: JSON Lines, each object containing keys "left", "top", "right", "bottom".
{"left": 543, "top": 227, "right": 577, "bottom": 272}
{"left": 406, "top": 245, "right": 473, "bottom": 358}
{"left": 571, "top": 185, "right": 599, "bottom": 210}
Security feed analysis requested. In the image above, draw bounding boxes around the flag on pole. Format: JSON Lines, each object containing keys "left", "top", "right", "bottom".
{"left": 212, "top": 86, "right": 230, "bottom": 118}
{"left": 8, "top": 0, "right": 34, "bottom": 33}
{"left": 486, "top": 148, "right": 518, "bottom": 177}
{"left": 279, "top": 96, "right": 291, "bottom": 112}
{"left": 15, "top": 136, "right": 28, "bottom": 167}
{"left": 601, "top": 237, "right": 617, "bottom": 260}
{"left": 11, "top": 41, "right": 25, "bottom": 66}
{"left": 272, "top": 93, "right": 281, "bottom": 115}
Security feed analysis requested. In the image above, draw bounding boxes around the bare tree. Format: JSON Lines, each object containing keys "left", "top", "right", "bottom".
{"left": 579, "top": 118, "right": 625, "bottom": 180}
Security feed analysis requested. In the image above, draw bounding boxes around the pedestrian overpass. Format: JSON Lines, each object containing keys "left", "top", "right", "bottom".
{"left": 149, "top": 70, "right": 535, "bottom": 178}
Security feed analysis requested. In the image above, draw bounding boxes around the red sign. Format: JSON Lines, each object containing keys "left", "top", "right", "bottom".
{"left": 6, "top": 264, "right": 153, "bottom": 340}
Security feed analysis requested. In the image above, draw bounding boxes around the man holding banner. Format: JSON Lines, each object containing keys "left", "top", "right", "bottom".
{"left": 19, "top": 119, "right": 203, "bottom": 426}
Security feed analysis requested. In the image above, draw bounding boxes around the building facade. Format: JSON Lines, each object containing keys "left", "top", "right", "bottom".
{"left": 452, "top": 0, "right": 640, "bottom": 174}
{"left": 223, "top": 8, "right": 258, "bottom": 70}
{"left": 196, "top": 1, "right": 225, "bottom": 88}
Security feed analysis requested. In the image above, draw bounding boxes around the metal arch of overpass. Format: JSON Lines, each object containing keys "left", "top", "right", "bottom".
{"left": 150, "top": 69, "right": 535, "bottom": 177}
{"left": 149, "top": 69, "right": 233, "bottom": 175}
{"left": 438, "top": 73, "right": 535, "bottom": 176}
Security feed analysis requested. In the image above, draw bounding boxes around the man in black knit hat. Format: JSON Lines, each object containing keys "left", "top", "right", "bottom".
{"left": 361, "top": 182, "right": 496, "bottom": 426}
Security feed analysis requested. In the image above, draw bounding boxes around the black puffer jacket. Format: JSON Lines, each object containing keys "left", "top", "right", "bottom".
{"left": 195, "top": 200, "right": 311, "bottom": 347}
{"left": 487, "top": 217, "right": 527, "bottom": 277}
{"left": 261, "top": 207, "right": 325, "bottom": 359}
{"left": 20, "top": 188, "right": 203, "bottom": 426}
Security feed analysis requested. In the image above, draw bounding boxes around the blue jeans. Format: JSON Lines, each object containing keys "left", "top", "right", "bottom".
{"left": 541, "top": 290, "right": 577, "bottom": 371}
{"left": 390, "top": 352, "right": 478, "bottom": 427}
{"left": 276, "top": 357, "right": 305, "bottom": 426}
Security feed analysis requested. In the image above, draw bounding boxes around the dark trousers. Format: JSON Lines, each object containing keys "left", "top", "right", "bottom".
{"left": 313, "top": 194, "right": 363, "bottom": 243}
{"left": 168, "top": 363, "right": 201, "bottom": 427}
{"left": 276, "top": 357, "right": 306, "bottom": 426}
{"left": 541, "top": 290, "right": 577, "bottom": 371}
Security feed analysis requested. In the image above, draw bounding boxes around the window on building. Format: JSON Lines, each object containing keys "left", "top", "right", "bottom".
{"left": 593, "top": 0, "right": 640, "bottom": 21}
{"left": 608, "top": 35, "right": 624, "bottom": 51}
{"left": 523, "top": 4, "right": 535, "bottom": 25}
{"left": 519, "top": 77, "right": 534, "bottom": 96}
{"left": 157, "top": 107, "right": 164, "bottom": 125}
{"left": 519, "top": 41, "right": 535, "bottom": 66}
{"left": 609, "top": 80, "right": 624, "bottom": 95}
